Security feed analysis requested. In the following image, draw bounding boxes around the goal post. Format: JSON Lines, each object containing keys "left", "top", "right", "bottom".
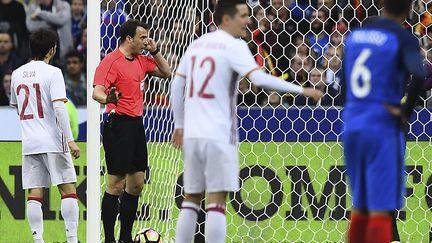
{"left": 86, "top": 1, "right": 101, "bottom": 243}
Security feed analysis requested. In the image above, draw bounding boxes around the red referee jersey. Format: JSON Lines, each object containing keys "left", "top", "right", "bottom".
{"left": 93, "top": 49, "right": 157, "bottom": 117}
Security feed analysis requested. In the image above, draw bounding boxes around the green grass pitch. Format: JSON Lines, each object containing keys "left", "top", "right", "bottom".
{"left": 0, "top": 141, "right": 430, "bottom": 242}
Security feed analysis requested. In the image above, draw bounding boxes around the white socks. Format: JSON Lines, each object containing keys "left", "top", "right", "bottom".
{"left": 61, "top": 195, "right": 79, "bottom": 243}
{"left": 175, "top": 201, "right": 200, "bottom": 243}
{"left": 27, "top": 199, "right": 45, "bottom": 243}
{"left": 206, "top": 203, "right": 226, "bottom": 243}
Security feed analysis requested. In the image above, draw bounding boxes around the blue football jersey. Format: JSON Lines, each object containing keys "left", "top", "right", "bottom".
{"left": 343, "top": 17, "right": 425, "bottom": 131}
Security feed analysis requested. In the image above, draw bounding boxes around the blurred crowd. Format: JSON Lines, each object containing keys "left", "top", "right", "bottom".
{"left": 0, "top": 0, "right": 87, "bottom": 106}
{"left": 1, "top": 0, "right": 432, "bottom": 108}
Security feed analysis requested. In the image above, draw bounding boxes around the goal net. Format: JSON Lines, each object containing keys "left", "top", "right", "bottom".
{"left": 90, "top": 0, "right": 432, "bottom": 242}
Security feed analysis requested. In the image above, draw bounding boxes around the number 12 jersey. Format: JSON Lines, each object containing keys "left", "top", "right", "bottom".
{"left": 176, "top": 30, "right": 259, "bottom": 144}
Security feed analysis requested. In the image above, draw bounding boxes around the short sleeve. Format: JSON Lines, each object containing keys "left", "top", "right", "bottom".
{"left": 10, "top": 72, "right": 17, "bottom": 105}
{"left": 226, "top": 40, "right": 259, "bottom": 77}
{"left": 93, "top": 59, "right": 118, "bottom": 88}
{"left": 50, "top": 69, "right": 67, "bottom": 102}
{"left": 140, "top": 56, "right": 157, "bottom": 74}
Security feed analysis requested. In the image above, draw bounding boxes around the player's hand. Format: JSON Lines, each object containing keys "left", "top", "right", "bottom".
{"left": 143, "top": 38, "right": 157, "bottom": 53}
{"left": 302, "top": 87, "right": 324, "bottom": 102}
{"left": 171, "top": 128, "right": 184, "bottom": 149}
{"left": 68, "top": 141, "right": 81, "bottom": 159}
{"left": 106, "top": 87, "right": 121, "bottom": 104}
{"left": 384, "top": 103, "right": 408, "bottom": 125}
{"left": 31, "top": 10, "right": 40, "bottom": 20}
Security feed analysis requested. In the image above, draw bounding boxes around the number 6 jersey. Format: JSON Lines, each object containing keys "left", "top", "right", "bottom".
{"left": 342, "top": 17, "right": 425, "bottom": 132}
{"left": 175, "top": 30, "right": 259, "bottom": 144}
{"left": 10, "top": 60, "right": 69, "bottom": 155}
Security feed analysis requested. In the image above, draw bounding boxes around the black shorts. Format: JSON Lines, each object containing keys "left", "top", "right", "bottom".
{"left": 102, "top": 114, "right": 148, "bottom": 175}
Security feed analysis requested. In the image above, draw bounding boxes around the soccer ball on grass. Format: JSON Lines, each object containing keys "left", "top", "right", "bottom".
{"left": 133, "top": 228, "right": 162, "bottom": 243}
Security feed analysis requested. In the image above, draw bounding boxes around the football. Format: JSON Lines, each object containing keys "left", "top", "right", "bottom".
{"left": 133, "top": 228, "right": 162, "bottom": 243}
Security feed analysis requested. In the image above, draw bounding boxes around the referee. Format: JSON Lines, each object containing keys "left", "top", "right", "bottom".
{"left": 92, "top": 19, "right": 171, "bottom": 243}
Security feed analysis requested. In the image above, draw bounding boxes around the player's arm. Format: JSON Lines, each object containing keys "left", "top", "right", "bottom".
{"left": 51, "top": 69, "right": 80, "bottom": 158}
{"left": 9, "top": 73, "right": 18, "bottom": 115}
{"left": 170, "top": 55, "right": 187, "bottom": 149}
{"left": 53, "top": 100, "right": 79, "bottom": 157}
{"left": 143, "top": 38, "right": 172, "bottom": 78}
{"left": 247, "top": 70, "right": 323, "bottom": 101}
{"left": 401, "top": 35, "right": 426, "bottom": 119}
{"left": 229, "top": 41, "right": 323, "bottom": 101}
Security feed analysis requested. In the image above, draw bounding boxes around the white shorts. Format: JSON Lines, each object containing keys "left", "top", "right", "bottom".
{"left": 22, "top": 152, "right": 77, "bottom": 189}
{"left": 183, "top": 139, "right": 239, "bottom": 193}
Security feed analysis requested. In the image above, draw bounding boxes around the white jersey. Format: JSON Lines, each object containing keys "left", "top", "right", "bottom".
{"left": 10, "top": 60, "right": 69, "bottom": 155}
{"left": 176, "top": 30, "right": 259, "bottom": 144}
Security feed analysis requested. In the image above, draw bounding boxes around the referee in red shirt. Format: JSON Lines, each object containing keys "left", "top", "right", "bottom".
{"left": 92, "top": 19, "right": 171, "bottom": 243}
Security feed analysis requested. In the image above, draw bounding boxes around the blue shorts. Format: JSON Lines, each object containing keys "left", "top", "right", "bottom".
{"left": 343, "top": 128, "right": 405, "bottom": 211}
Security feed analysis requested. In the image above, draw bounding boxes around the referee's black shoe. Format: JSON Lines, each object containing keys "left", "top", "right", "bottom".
{"left": 118, "top": 240, "right": 133, "bottom": 243}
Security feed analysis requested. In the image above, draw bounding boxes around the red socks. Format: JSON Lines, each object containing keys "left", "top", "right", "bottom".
{"left": 366, "top": 214, "right": 392, "bottom": 243}
{"left": 348, "top": 212, "right": 368, "bottom": 243}
{"left": 348, "top": 212, "right": 392, "bottom": 243}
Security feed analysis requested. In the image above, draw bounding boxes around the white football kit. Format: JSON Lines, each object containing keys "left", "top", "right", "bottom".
{"left": 10, "top": 60, "right": 76, "bottom": 189}
{"left": 172, "top": 30, "right": 305, "bottom": 193}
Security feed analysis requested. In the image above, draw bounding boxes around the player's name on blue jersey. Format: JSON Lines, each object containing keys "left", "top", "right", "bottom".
{"left": 351, "top": 30, "right": 388, "bottom": 46}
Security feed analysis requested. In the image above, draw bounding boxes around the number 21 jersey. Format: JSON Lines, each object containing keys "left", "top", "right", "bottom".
{"left": 10, "top": 60, "right": 69, "bottom": 155}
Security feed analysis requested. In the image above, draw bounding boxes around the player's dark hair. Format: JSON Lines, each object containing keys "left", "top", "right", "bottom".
{"left": 214, "top": 0, "right": 247, "bottom": 26}
{"left": 383, "top": 0, "right": 413, "bottom": 16}
{"left": 65, "top": 49, "right": 84, "bottom": 63}
{"left": 29, "top": 28, "right": 58, "bottom": 60}
{"left": 120, "top": 19, "right": 150, "bottom": 43}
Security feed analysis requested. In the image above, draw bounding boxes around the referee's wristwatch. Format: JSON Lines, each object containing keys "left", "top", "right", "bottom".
{"left": 150, "top": 47, "right": 160, "bottom": 56}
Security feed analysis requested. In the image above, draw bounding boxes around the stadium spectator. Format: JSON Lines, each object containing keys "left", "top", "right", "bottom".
{"left": 323, "top": 46, "right": 343, "bottom": 85}
{"left": 92, "top": 19, "right": 171, "bottom": 243}
{"left": 307, "top": 7, "right": 331, "bottom": 60}
{"left": 330, "top": 22, "right": 347, "bottom": 49}
{"left": 237, "top": 78, "right": 258, "bottom": 107}
{"left": 76, "top": 25, "right": 86, "bottom": 65}
{"left": 64, "top": 50, "right": 86, "bottom": 106}
{"left": 317, "top": 0, "right": 346, "bottom": 33}
{"left": 250, "top": 6, "right": 279, "bottom": 76}
{"left": 26, "top": 0, "right": 74, "bottom": 63}
{"left": 0, "top": 0, "right": 29, "bottom": 60}
{"left": 70, "top": 0, "right": 86, "bottom": 48}
{"left": 286, "top": 54, "right": 310, "bottom": 85}
{"left": 0, "top": 30, "right": 25, "bottom": 72}
{"left": 294, "top": 67, "right": 340, "bottom": 106}
{"left": 338, "top": 0, "right": 368, "bottom": 29}
{"left": 262, "top": 0, "right": 298, "bottom": 76}
{"left": 0, "top": 70, "right": 11, "bottom": 105}
{"left": 422, "top": 26, "right": 432, "bottom": 48}
{"left": 409, "top": 0, "right": 432, "bottom": 36}
{"left": 262, "top": 91, "right": 285, "bottom": 108}
{"left": 101, "top": 0, "right": 128, "bottom": 55}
